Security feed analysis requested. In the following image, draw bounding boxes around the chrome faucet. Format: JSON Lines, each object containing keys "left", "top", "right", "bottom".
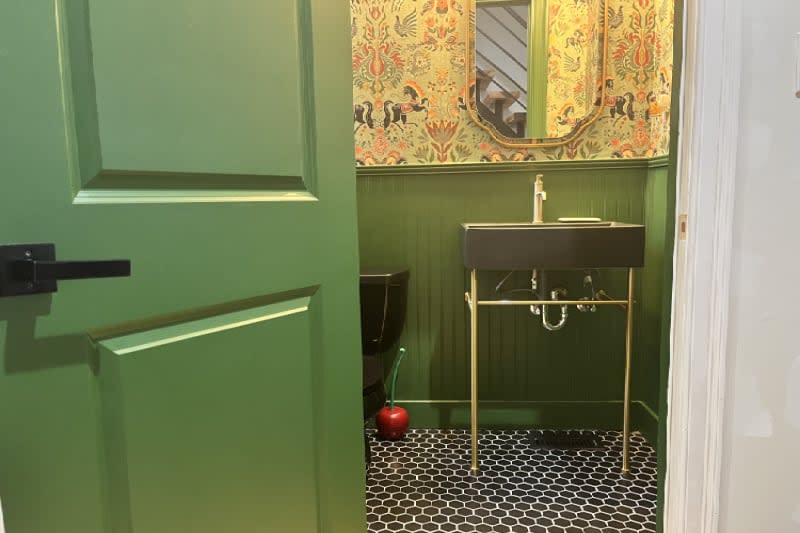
{"left": 532, "top": 174, "right": 547, "bottom": 224}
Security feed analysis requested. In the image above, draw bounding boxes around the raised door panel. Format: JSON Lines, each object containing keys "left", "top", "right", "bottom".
{"left": 62, "top": 0, "right": 309, "bottom": 189}
{"left": 96, "top": 296, "right": 317, "bottom": 533}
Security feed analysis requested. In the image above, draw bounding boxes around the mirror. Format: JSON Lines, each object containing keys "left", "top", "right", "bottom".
{"left": 467, "top": 0, "right": 608, "bottom": 146}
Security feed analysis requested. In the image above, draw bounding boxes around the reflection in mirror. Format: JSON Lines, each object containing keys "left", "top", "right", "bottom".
{"left": 470, "top": 0, "right": 607, "bottom": 145}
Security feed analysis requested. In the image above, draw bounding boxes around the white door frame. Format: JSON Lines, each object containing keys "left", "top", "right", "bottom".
{"left": 664, "top": 0, "right": 742, "bottom": 531}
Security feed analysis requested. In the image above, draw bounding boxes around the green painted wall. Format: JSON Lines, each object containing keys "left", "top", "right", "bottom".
{"left": 357, "top": 160, "right": 668, "bottom": 433}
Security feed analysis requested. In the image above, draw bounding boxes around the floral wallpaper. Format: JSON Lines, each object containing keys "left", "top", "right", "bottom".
{"left": 351, "top": 0, "right": 674, "bottom": 165}
{"left": 546, "top": 0, "right": 603, "bottom": 138}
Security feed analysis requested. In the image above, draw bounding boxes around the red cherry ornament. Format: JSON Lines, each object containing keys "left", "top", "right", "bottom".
{"left": 376, "top": 348, "right": 409, "bottom": 440}
{"left": 376, "top": 405, "right": 409, "bottom": 440}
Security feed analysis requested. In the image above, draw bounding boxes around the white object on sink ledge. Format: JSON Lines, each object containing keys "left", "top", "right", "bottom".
{"left": 557, "top": 217, "right": 603, "bottom": 223}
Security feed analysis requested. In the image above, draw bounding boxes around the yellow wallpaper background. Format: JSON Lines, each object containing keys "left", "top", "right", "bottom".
{"left": 351, "top": 0, "right": 674, "bottom": 164}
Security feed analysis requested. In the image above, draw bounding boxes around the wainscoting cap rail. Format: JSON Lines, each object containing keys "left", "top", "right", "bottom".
{"left": 356, "top": 156, "right": 670, "bottom": 177}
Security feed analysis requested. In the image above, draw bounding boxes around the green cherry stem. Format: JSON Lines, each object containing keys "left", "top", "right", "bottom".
{"left": 388, "top": 348, "right": 407, "bottom": 410}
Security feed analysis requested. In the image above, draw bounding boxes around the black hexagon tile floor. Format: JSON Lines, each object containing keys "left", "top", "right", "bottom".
{"left": 366, "top": 429, "right": 657, "bottom": 533}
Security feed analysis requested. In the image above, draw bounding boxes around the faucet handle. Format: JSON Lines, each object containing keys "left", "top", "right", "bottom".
{"left": 534, "top": 174, "right": 546, "bottom": 200}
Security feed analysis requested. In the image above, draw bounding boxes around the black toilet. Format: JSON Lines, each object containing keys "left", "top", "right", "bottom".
{"left": 359, "top": 268, "right": 409, "bottom": 457}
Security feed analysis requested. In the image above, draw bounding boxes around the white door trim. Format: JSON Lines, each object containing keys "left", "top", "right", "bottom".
{"left": 664, "top": 0, "right": 742, "bottom": 531}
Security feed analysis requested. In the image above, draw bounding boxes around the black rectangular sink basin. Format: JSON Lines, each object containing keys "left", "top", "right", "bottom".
{"left": 461, "top": 222, "right": 645, "bottom": 270}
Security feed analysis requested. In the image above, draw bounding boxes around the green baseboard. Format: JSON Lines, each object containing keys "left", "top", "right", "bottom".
{"left": 632, "top": 400, "right": 659, "bottom": 450}
{"left": 388, "top": 400, "right": 659, "bottom": 446}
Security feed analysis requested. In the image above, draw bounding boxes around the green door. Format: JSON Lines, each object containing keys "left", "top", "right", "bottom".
{"left": 0, "top": 1, "right": 364, "bottom": 532}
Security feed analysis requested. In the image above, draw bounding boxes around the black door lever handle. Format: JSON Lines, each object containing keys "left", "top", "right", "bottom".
{"left": 0, "top": 243, "right": 131, "bottom": 297}
{"left": 13, "top": 259, "right": 131, "bottom": 283}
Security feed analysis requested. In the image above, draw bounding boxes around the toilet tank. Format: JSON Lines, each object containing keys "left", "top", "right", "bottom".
{"left": 359, "top": 268, "right": 409, "bottom": 355}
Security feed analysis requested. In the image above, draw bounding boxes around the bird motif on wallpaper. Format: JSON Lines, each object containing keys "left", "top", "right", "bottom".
{"left": 394, "top": 10, "right": 417, "bottom": 37}
{"left": 562, "top": 51, "right": 582, "bottom": 73}
{"left": 351, "top": 16, "right": 357, "bottom": 38}
{"left": 608, "top": 6, "right": 625, "bottom": 29}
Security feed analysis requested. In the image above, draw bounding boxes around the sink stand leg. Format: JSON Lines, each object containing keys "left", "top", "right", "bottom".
{"left": 470, "top": 269, "right": 479, "bottom": 475}
{"left": 622, "top": 268, "right": 635, "bottom": 474}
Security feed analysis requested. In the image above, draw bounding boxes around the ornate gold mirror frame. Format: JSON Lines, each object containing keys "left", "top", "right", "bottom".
{"left": 465, "top": 0, "right": 610, "bottom": 148}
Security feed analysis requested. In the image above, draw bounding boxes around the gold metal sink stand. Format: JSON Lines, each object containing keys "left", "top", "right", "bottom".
{"left": 464, "top": 268, "right": 636, "bottom": 475}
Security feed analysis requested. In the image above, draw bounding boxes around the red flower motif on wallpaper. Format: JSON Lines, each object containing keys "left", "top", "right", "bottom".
{"left": 611, "top": 133, "right": 655, "bottom": 158}
{"left": 421, "top": 0, "right": 462, "bottom": 50}
{"left": 422, "top": 0, "right": 463, "bottom": 16}
{"left": 563, "top": 139, "right": 583, "bottom": 160}
{"left": 611, "top": 0, "right": 659, "bottom": 87}
{"left": 423, "top": 15, "right": 460, "bottom": 49}
{"left": 627, "top": 4, "right": 657, "bottom": 69}
{"left": 425, "top": 120, "right": 459, "bottom": 162}
{"left": 633, "top": 120, "right": 651, "bottom": 147}
{"left": 612, "top": 42, "right": 629, "bottom": 61}
{"left": 356, "top": 150, "right": 407, "bottom": 166}
{"left": 373, "top": 134, "right": 389, "bottom": 155}
{"left": 352, "top": 3, "right": 405, "bottom": 93}
{"left": 633, "top": 131, "right": 649, "bottom": 148}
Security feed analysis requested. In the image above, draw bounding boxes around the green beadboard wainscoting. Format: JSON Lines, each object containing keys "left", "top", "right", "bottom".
{"left": 636, "top": 163, "right": 670, "bottom": 444}
{"left": 357, "top": 158, "right": 670, "bottom": 445}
